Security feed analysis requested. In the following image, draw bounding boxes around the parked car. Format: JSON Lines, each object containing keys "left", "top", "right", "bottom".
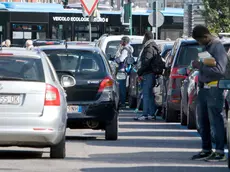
{"left": 67, "top": 41, "right": 96, "bottom": 46}
{"left": 162, "top": 38, "right": 206, "bottom": 122}
{"left": 0, "top": 47, "right": 68, "bottom": 158}
{"left": 39, "top": 44, "right": 120, "bottom": 140}
{"left": 179, "top": 68, "right": 199, "bottom": 129}
{"left": 32, "top": 39, "right": 65, "bottom": 46}
{"left": 95, "top": 34, "right": 144, "bottom": 60}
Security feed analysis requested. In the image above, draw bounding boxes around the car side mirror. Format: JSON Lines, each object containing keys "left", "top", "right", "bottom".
{"left": 60, "top": 75, "right": 76, "bottom": 88}
{"left": 177, "top": 68, "right": 187, "bottom": 76}
{"left": 218, "top": 79, "right": 230, "bottom": 89}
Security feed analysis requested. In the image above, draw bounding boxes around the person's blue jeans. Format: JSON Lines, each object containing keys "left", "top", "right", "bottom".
{"left": 196, "top": 87, "right": 225, "bottom": 154}
{"left": 142, "top": 73, "right": 156, "bottom": 116}
{"left": 118, "top": 79, "right": 126, "bottom": 106}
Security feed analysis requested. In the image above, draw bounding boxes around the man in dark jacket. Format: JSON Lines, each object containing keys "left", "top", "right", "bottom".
{"left": 191, "top": 25, "right": 227, "bottom": 162}
{"left": 135, "top": 31, "right": 159, "bottom": 120}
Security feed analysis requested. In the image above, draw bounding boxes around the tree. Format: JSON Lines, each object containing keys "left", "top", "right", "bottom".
{"left": 202, "top": 0, "right": 230, "bottom": 33}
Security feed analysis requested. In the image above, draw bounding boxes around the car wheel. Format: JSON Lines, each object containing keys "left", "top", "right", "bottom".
{"left": 105, "top": 111, "right": 118, "bottom": 140}
{"left": 228, "top": 131, "right": 230, "bottom": 168}
{"left": 165, "top": 102, "right": 178, "bottom": 122}
{"left": 187, "top": 104, "right": 197, "bottom": 129}
{"left": 128, "top": 96, "right": 137, "bottom": 109}
{"left": 180, "top": 99, "right": 187, "bottom": 126}
{"left": 50, "top": 134, "right": 66, "bottom": 159}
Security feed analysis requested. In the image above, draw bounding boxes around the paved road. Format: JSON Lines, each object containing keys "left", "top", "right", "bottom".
{"left": 0, "top": 109, "right": 228, "bottom": 172}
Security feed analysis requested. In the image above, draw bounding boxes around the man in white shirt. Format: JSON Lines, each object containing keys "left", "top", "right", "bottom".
{"left": 114, "top": 36, "right": 133, "bottom": 108}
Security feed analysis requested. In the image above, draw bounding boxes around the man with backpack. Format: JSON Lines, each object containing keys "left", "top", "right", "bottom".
{"left": 114, "top": 36, "right": 134, "bottom": 108}
{"left": 135, "top": 31, "right": 164, "bottom": 120}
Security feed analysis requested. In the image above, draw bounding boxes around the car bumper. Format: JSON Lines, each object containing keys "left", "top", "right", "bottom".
{"left": 0, "top": 107, "right": 66, "bottom": 147}
{"left": 67, "top": 101, "right": 116, "bottom": 122}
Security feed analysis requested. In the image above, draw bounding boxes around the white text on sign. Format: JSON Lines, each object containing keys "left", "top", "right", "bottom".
{"left": 53, "top": 16, "right": 109, "bottom": 22}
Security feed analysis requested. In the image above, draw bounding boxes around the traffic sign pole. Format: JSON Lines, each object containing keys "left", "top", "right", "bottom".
{"left": 156, "top": 0, "right": 158, "bottom": 40}
{"left": 80, "top": 0, "right": 99, "bottom": 42}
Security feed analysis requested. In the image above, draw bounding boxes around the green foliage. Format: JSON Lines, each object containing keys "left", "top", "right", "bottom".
{"left": 202, "top": 0, "right": 230, "bottom": 33}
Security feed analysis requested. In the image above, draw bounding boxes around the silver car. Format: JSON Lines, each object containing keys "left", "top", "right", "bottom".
{"left": 0, "top": 47, "right": 72, "bottom": 158}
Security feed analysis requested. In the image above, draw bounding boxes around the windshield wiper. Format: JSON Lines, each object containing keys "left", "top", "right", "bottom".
{"left": 0, "top": 76, "right": 24, "bottom": 81}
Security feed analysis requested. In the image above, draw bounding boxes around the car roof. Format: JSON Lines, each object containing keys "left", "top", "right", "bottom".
{"left": 38, "top": 44, "right": 101, "bottom": 52}
{"left": 0, "top": 47, "right": 41, "bottom": 59}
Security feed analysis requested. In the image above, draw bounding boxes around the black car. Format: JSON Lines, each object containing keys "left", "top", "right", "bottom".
{"left": 39, "top": 44, "right": 120, "bottom": 140}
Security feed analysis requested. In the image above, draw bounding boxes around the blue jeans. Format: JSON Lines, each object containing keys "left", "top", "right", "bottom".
{"left": 197, "top": 87, "right": 225, "bottom": 154}
{"left": 142, "top": 73, "right": 156, "bottom": 116}
{"left": 118, "top": 79, "right": 126, "bottom": 105}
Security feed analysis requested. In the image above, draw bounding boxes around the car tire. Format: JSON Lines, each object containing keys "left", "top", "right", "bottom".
{"left": 105, "top": 111, "right": 118, "bottom": 141}
{"left": 128, "top": 96, "right": 137, "bottom": 109}
{"left": 180, "top": 100, "right": 187, "bottom": 126}
{"left": 187, "top": 104, "right": 197, "bottom": 129}
{"left": 228, "top": 131, "right": 230, "bottom": 168}
{"left": 50, "top": 134, "right": 66, "bottom": 159}
{"left": 165, "top": 102, "right": 178, "bottom": 122}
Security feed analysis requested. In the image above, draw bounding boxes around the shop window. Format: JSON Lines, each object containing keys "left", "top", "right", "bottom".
{"left": 12, "top": 24, "right": 47, "bottom": 45}
{"left": 52, "top": 24, "right": 63, "bottom": 40}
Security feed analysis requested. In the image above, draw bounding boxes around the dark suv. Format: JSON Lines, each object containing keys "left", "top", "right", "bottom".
{"left": 162, "top": 38, "right": 205, "bottom": 122}
{"left": 39, "top": 44, "right": 119, "bottom": 140}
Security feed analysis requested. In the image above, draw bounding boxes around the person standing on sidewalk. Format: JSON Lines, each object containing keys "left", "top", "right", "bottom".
{"left": 191, "top": 25, "right": 228, "bottom": 162}
{"left": 135, "top": 31, "right": 159, "bottom": 120}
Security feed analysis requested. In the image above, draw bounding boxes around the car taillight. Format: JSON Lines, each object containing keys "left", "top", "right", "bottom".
{"left": 98, "top": 76, "right": 113, "bottom": 92}
{"left": 170, "top": 67, "right": 186, "bottom": 79}
{"left": 46, "top": 42, "right": 54, "bottom": 45}
{"left": 0, "top": 53, "right": 13, "bottom": 56}
{"left": 44, "top": 84, "right": 60, "bottom": 106}
{"left": 194, "top": 75, "right": 198, "bottom": 83}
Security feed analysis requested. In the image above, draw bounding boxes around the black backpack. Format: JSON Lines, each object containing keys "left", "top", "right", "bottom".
{"left": 150, "top": 46, "right": 165, "bottom": 75}
{"left": 224, "top": 53, "right": 230, "bottom": 79}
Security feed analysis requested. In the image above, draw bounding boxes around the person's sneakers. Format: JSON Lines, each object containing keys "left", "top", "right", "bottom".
{"left": 205, "top": 152, "right": 227, "bottom": 162}
{"left": 134, "top": 115, "right": 148, "bottom": 121}
{"left": 147, "top": 115, "right": 157, "bottom": 120}
{"left": 191, "top": 151, "right": 213, "bottom": 160}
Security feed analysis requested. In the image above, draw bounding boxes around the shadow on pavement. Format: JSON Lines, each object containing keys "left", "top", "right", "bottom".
{"left": 66, "top": 136, "right": 97, "bottom": 141}
{"left": 0, "top": 150, "right": 43, "bottom": 159}
{"left": 80, "top": 166, "right": 228, "bottom": 172}
{"left": 84, "top": 138, "right": 201, "bottom": 148}
{"left": 85, "top": 130, "right": 198, "bottom": 138}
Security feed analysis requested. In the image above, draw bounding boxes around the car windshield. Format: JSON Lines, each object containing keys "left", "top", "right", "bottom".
{"left": 42, "top": 49, "right": 106, "bottom": 78}
{"left": 0, "top": 57, "right": 45, "bottom": 82}
{"left": 175, "top": 44, "right": 206, "bottom": 66}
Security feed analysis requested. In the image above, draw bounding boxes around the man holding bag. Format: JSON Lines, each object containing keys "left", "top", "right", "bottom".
{"left": 191, "top": 25, "right": 228, "bottom": 162}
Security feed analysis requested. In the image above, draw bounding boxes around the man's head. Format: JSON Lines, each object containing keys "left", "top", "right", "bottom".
{"left": 143, "top": 31, "right": 153, "bottom": 44}
{"left": 5, "top": 39, "right": 11, "bottom": 47}
{"left": 121, "top": 36, "right": 130, "bottom": 46}
{"left": 192, "top": 25, "right": 212, "bottom": 45}
{"left": 26, "top": 40, "right": 33, "bottom": 47}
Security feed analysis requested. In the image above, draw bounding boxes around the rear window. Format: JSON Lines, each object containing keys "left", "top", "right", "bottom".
{"left": 42, "top": 49, "right": 106, "bottom": 78}
{"left": 131, "top": 44, "right": 142, "bottom": 57}
{"left": 105, "top": 41, "right": 142, "bottom": 58}
{"left": 105, "top": 41, "right": 120, "bottom": 58}
{"left": 0, "top": 57, "right": 45, "bottom": 82}
{"left": 175, "top": 44, "right": 205, "bottom": 66}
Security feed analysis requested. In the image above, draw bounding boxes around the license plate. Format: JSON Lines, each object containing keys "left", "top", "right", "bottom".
{"left": 67, "top": 106, "right": 82, "bottom": 113}
{"left": 0, "top": 95, "right": 20, "bottom": 105}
